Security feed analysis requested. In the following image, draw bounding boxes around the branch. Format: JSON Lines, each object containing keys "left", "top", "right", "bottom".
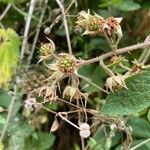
{"left": 0, "top": 3, "right": 12, "bottom": 21}
{"left": 55, "top": 0, "right": 72, "bottom": 55}
{"left": 20, "top": 0, "right": 36, "bottom": 61}
{"left": 0, "top": 87, "right": 16, "bottom": 142}
{"left": 79, "top": 41, "right": 150, "bottom": 66}
{"left": 129, "top": 138, "right": 150, "bottom": 150}
{"left": 28, "top": 0, "right": 48, "bottom": 64}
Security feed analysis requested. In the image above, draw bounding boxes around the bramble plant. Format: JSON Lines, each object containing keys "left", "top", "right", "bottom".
{"left": 0, "top": 0, "right": 150, "bottom": 150}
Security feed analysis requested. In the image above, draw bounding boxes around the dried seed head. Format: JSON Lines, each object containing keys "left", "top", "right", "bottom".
{"left": 105, "top": 75, "right": 127, "bottom": 92}
{"left": 40, "top": 39, "right": 55, "bottom": 61}
{"left": 87, "top": 16, "right": 100, "bottom": 31}
{"left": 57, "top": 53, "right": 77, "bottom": 74}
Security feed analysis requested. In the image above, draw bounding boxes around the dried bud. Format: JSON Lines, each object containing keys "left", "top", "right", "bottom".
{"left": 79, "top": 123, "right": 91, "bottom": 138}
{"left": 57, "top": 53, "right": 77, "bottom": 74}
{"left": 44, "top": 27, "right": 51, "bottom": 34}
{"left": 38, "top": 86, "right": 57, "bottom": 102}
{"left": 39, "top": 39, "right": 55, "bottom": 61}
{"left": 105, "top": 75, "right": 127, "bottom": 92}
{"left": 63, "top": 86, "right": 87, "bottom": 102}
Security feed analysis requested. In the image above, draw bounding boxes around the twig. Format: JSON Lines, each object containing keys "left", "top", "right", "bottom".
{"left": 28, "top": 0, "right": 48, "bottom": 64}
{"left": 0, "top": 87, "right": 17, "bottom": 142}
{"left": 41, "top": 105, "right": 57, "bottom": 115}
{"left": 57, "top": 97, "right": 82, "bottom": 109}
{"left": 58, "top": 112, "right": 80, "bottom": 130}
{"left": 81, "top": 137, "right": 85, "bottom": 150}
{"left": 20, "top": 0, "right": 36, "bottom": 61}
{"left": 79, "top": 41, "right": 150, "bottom": 66}
{"left": 129, "top": 138, "right": 150, "bottom": 150}
{"left": 0, "top": 3, "right": 12, "bottom": 21}
{"left": 78, "top": 74, "right": 108, "bottom": 94}
{"left": 55, "top": 0, "right": 72, "bottom": 55}
{"left": 48, "top": 0, "right": 75, "bottom": 33}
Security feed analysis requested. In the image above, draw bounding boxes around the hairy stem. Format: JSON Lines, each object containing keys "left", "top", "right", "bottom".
{"left": 79, "top": 41, "right": 150, "bottom": 66}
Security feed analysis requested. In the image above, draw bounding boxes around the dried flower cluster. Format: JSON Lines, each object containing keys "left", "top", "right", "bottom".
{"left": 105, "top": 74, "right": 127, "bottom": 92}
{"left": 39, "top": 38, "right": 55, "bottom": 61}
{"left": 76, "top": 10, "right": 122, "bottom": 38}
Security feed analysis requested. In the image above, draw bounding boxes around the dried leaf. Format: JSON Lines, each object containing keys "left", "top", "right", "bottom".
{"left": 50, "top": 118, "right": 59, "bottom": 132}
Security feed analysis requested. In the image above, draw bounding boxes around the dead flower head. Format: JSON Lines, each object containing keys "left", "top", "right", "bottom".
{"left": 38, "top": 85, "right": 57, "bottom": 102}
{"left": 105, "top": 74, "right": 127, "bottom": 92}
{"left": 76, "top": 10, "right": 104, "bottom": 36}
{"left": 63, "top": 86, "right": 88, "bottom": 102}
{"left": 47, "top": 53, "right": 78, "bottom": 81}
{"left": 103, "top": 17, "right": 123, "bottom": 37}
{"left": 76, "top": 10, "right": 123, "bottom": 37}
{"left": 39, "top": 38, "right": 55, "bottom": 61}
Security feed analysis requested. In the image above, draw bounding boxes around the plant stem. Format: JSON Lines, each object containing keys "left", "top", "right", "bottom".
{"left": 55, "top": 0, "right": 72, "bottom": 55}
{"left": 81, "top": 137, "right": 85, "bottom": 150}
{"left": 78, "top": 74, "right": 108, "bottom": 93}
{"left": 0, "top": 3, "right": 11, "bottom": 21}
{"left": 58, "top": 113, "right": 80, "bottom": 130}
{"left": 28, "top": 0, "right": 48, "bottom": 64}
{"left": 79, "top": 41, "right": 150, "bottom": 66}
{"left": 0, "top": 87, "right": 16, "bottom": 143}
{"left": 129, "top": 138, "right": 150, "bottom": 150}
{"left": 20, "top": 0, "right": 36, "bottom": 61}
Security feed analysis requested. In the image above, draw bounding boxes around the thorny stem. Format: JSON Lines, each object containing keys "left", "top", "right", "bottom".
{"left": 129, "top": 138, "right": 150, "bottom": 150}
{"left": 28, "top": 0, "right": 48, "bottom": 64}
{"left": 79, "top": 41, "right": 150, "bottom": 67}
{"left": 0, "top": 86, "right": 17, "bottom": 143}
{"left": 55, "top": 0, "right": 72, "bottom": 55}
{"left": 20, "top": 0, "right": 36, "bottom": 61}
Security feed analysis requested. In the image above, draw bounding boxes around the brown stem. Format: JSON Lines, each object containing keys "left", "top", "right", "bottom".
{"left": 79, "top": 41, "right": 150, "bottom": 67}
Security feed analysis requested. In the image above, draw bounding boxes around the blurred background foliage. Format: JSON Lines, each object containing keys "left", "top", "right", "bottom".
{"left": 0, "top": 0, "right": 150, "bottom": 149}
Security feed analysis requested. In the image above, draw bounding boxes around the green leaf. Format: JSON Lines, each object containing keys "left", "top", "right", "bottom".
{"left": 115, "top": 0, "right": 141, "bottom": 11}
{"left": 0, "top": 90, "right": 11, "bottom": 108}
{"left": 0, "top": 0, "right": 26, "bottom": 4}
{"left": 128, "top": 117, "right": 150, "bottom": 139}
{"left": 78, "top": 65, "right": 106, "bottom": 93}
{"left": 101, "top": 70, "right": 150, "bottom": 116}
{"left": 7, "top": 122, "right": 34, "bottom": 150}
{"left": 25, "top": 131, "right": 55, "bottom": 150}
{"left": 0, "top": 28, "right": 20, "bottom": 89}
{"left": 0, "top": 116, "right": 6, "bottom": 125}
